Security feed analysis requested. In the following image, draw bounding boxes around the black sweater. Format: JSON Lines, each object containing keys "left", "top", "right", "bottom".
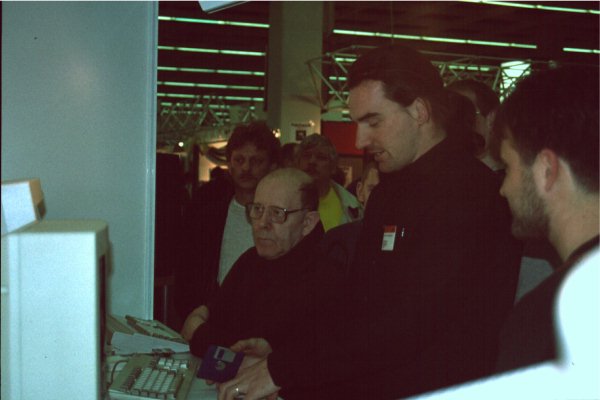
{"left": 269, "top": 138, "right": 522, "bottom": 399}
{"left": 189, "top": 224, "right": 325, "bottom": 357}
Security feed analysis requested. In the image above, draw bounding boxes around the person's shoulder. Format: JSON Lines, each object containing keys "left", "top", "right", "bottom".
{"left": 324, "top": 220, "right": 362, "bottom": 239}
{"left": 320, "top": 220, "right": 362, "bottom": 260}
{"left": 448, "top": 148, "right": 503, "bottom": 191}
{"left": 331, "top": 181, "right": 363, "bottom": 216}
{"left": 222, "top": 247, "right": 259, "bottom": 280}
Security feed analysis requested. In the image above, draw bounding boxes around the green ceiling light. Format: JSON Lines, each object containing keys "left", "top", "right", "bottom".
{"left": 473, "top": 1, "right": 534, "bottom": 9}
{"left": 158, "top": 16, "right": 269, "bottom": 28}
{"left": 220, "top": 49, "right": 265, "bottom": 56}
{"left": 158, "top": 81, "right": 263, "bottom": 91}
{"left": 334, "top": 56, "right": 358, "bottom": 63}
{"left": 158, "top": 93, "right": 264, "bottom": 102}
{"left": 563, "top": 47, "right": 600, "bottom": 54}
{"left": 334, "top": 29, "right": 421, "bottom": 41}
{"left": 423, "top": 36, "right": 467, "bottom": 44}
{"left": 448, "top": 65, "right": 492, "bottom": 72}
{"left": 158, "top": 66, "right": 264, "bottom": 76}
{"left": 460, "top": 0, "right": 599, "bottom": 14}
{"left": 158, "top": 93, "right": 198, "bottom": 99}
{"left": 333, "top": 29, "right": 536, "bottom": 49}
{"left": 224, "top": 95, "right": 264, "bottom": 102}
{"left": 158, "top": 46, "right": 265, "bottom": 56}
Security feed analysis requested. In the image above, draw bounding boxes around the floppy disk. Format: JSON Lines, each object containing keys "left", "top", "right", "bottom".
{"left": 197, "top": 345, "right": 245, "bottom": 382}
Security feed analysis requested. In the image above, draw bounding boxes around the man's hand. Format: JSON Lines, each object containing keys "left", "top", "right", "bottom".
{"left": 230, "top": 337, "right": 272, "bottom": 358}
{"left": 217, "top": 359, "right": 280, "bottom": 400}
{"left": 180, "top": 305, "right": 209, "bottom": 342}
{"left": 230, "top": 338, "right": 273, "bottom": 372}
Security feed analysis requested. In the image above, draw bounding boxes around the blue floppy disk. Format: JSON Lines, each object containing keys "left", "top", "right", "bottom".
{"left": 197, "top": 345, "right": 244, "bottom": 382}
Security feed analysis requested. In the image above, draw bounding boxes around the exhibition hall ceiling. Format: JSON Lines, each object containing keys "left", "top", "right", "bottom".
{"left": 157, "top": 1, "right": 599, "bottom": 132}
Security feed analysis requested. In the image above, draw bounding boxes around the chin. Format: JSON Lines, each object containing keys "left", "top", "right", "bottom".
{"left": 257, "top": 250, "right": 278, "bottom": 260}
{"left": 236, "top": 180, "right": 257, "bottom": 189}
{"left": 256, "top": 244, "right": 277, "bottom": 259}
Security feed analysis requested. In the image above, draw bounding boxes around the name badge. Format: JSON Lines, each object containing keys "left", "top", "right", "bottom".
{"left": 381, "top": 225, "right": 397, "bottom": 251}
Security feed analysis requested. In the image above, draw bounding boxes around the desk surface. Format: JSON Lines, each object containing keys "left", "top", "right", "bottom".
{"left": 189, "top": 376, "right": 218, "bottom": 400}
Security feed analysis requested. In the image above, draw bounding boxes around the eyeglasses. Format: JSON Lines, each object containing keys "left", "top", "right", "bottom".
{"left": 245, "top": 202, "right": 308, "bottom": 224}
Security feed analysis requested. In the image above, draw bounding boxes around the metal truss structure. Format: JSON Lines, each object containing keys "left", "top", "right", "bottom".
{"left": 157, "top": 96, "right": 261, "bottom": 145}
{"left": 157, "top": 45, "right": 553, "bottom": 143}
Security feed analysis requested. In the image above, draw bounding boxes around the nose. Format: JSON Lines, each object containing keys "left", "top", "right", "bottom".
{"left": 355, "top": 126, "right": 370, "bottom": 150}
{"left": 240, "top": 158, "right": 251, "bottom": 171}
{"left": 257, "top": 210, "right": 271, "bottom": 229}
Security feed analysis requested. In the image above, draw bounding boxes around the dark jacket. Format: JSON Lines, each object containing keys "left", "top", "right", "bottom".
{"left": 497, "top": 236, "right": 599, "bottom": 373}
{"left": 269, "top": 138, "right": 522, "bottom": 399}
{"left": 175, "top": 178, "right": 234, "bottom": 325}
{"left": 189, "top": 223, "right": 325, "bottom": 357}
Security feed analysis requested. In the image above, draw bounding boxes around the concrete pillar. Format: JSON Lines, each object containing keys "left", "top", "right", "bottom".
{"left": 267, "top": 2, "right": 323, "bottom": 143}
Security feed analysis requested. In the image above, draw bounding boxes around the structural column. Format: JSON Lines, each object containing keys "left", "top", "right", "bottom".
{"left": 267, "top": 2, "right": 323, "bottom": 144}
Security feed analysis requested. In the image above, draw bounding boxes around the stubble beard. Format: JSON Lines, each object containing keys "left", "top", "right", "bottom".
{"left": 510, "top": 170, "right": 549, "bottom": 240}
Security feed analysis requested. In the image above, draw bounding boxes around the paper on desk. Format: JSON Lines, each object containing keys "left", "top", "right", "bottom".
{"left": 110, "top": 331, "right": 190, "bottom": 354}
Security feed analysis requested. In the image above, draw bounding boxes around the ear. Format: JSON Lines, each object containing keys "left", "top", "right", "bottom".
{"left": 533, "top": 149, "right": 560, "bottom": 193}
{"left": 406, "top": 97, "right": 430, "bottom": 126}
{"left": 485, "top": 109, "right": 497, "bottom": 130}
{"left": 301, "top": 210, "right": 320, "bottom": 236}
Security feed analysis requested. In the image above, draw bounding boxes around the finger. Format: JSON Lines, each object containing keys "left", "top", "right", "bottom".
{"left": 229, "top": 339, "right": 249, "bottom": 353}
{"left": 217, "top": 378, "right": 239, "bottom": 400}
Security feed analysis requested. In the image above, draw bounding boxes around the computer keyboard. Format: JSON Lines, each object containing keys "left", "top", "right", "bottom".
{"left": 108, "top": 354, "right": 199, "bottom": 400}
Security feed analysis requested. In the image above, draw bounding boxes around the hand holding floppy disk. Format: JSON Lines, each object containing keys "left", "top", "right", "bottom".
{"left": 197, "top": 345, "right": 245, "bottom": 383}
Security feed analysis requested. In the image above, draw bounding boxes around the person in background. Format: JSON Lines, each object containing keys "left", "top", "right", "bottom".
{"left": 448, "top": 79, "right": 559, "bottom": 302}
{"left": 355, "top": 160, "right": 379, "bottom": 207}
{"left": 182, "top": 168, "right": 323, "bottom": 365}
{"left": 320, "top": 161, "right": 379, "bottom": 270}
{"left": 447, "top": 79, "right": 503, "bottom": 171}
{"left": 490, "top": 66, "right": 599, "bottom": 373}
{"left": 280, "top": 142, "right": 298, "bottom": 168}
{"left": 215, "top": 44, "right": 522, "bottom": 400}
{"left": 175, "top": 121, "right": 280, "bottom": 329}
{"left": 295, "top": 133, "right": 362, "bottom": 232}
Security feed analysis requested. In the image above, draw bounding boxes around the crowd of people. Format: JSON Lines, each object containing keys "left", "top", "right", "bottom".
{"left": 172, "top": 44, "right": 598, "bottom": 400}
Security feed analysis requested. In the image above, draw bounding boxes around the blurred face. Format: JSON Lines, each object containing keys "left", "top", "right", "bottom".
{"left": 356, "top": 167, "right": 380, "bottom": 207}
{"left": 454, "top": 88, "right": 489, "bottom": 143}
{"left": 499, "top": 137, "right": 549, "bottom": 239}
{"left": 297, "top": 144, "right": 335, "bottom": 185}
{"left": 349, "top": 80, "right": 422, "bottom": 173}
{"left": 228, "top": 143, "right": 271, "bottom": 192}
{"left": 251, "top": 177, "right": 309, "bottom": 260}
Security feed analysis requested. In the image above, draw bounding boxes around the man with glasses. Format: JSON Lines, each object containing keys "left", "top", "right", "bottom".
{"left": 182, "top": 168, "right": 324, "bottom": 364}
{"left": 177, "top": 121, "right": 280, "bottom": 334}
